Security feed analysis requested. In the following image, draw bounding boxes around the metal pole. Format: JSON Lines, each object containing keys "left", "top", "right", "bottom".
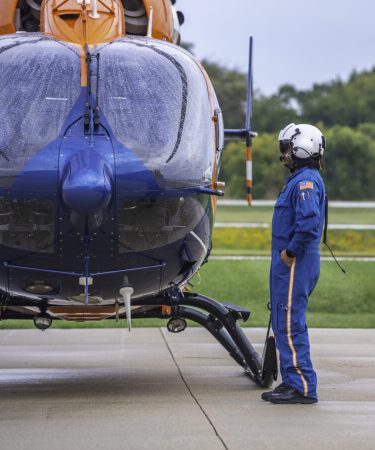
{"left": 245, "top": 37, "right": 254, "bottom": 206}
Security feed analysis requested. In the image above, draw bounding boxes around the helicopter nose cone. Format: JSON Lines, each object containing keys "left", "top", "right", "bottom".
{"left": 62, "top": 166, "right": 112, "bottom": 215}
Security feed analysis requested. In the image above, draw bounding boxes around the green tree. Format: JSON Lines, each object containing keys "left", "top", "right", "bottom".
{"left": 252, "top": 91, "right": 299, "bottom": 133}
{"left": 282, "top": 69, "right": 375, "bottom": 128}
{"left": 202, "top": 60, "right": 247, "bottom": 129}
{"left": 198, "top": 56, "right": 375, "bottom": 200}
{"left": 221, "top": 127, "right": 375, "bottom": 200}
{"left": 324, "top": 126, "right": 375, "bottom": 200}
{"left": 202, "top": 61, "right": 299, "bottom": 133}
{"left": 220, "top": 134, "right": 287, "bottom": 200}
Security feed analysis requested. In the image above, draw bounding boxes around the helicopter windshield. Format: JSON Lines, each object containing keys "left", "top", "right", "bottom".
{"left": 96, "top": 38, "right": 216, "bottom": 189}
{"left": 0, "top": 35, "right": 81, "bottom": 188}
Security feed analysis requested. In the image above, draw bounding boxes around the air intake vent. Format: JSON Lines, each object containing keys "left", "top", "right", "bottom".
{"left": 122, "top": 0, "right": 148, "bottom": 35}
{"left": 58, "top": 13, "right": 81, "bottom": 29}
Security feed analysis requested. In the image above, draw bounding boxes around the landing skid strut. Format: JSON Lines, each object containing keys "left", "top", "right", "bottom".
{"left": 132, "top": 288, "right": 278, "bottom": 387}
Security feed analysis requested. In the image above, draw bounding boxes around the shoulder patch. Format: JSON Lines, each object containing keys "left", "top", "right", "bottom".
{"left": 299, "top": 181, "right": 314, "bottom": 190}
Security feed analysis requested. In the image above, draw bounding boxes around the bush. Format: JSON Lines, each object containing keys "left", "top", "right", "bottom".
{"left": 213, "top": 227, "right": 375, "bottom": 256}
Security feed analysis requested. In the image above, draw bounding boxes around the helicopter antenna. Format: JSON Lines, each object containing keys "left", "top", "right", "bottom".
{"left": 147, "top": 6, "right": 154, "bottom": 37}
{"left": 89, "top": 0, "right": 100, "bottom": 19}
{"left": 224, "top": 36, "right": 257, "bottom": 206}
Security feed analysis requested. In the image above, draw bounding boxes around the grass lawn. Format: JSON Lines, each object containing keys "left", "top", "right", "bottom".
{"left": 192, "top": 259, "right": 375, "bottom": 328}
{"left": 216, "top": 205, "right": 375, "bottom": 224}
{"left": 2, "top": 260, "right": 374, "bottom": 330}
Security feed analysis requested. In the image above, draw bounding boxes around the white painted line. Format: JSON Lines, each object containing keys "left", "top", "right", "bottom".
{"left": 218, "top": 199, "right": 375, "bottom": 208}
{"left": 218, "top": 200, "right": 274, "bottom": 207}
{"left": 328, "top": 224, "right": 375, "bottom": 230}
{"left": 318, "top": 201, "right": 375, "bottom": 208}
{"left": 211, "top": 256, "right": 375, "bottom": 262}
{"left": 214, "top": 223, "right": 375, "bottom": 230}
{"left": 45, "top": 97, "right": 68, "bottom": 101}
{"left": 215, "top": 222, "right": 269, "bottom": 228}
{"left": 212, "top": 256, "right": 271, "bottom": 261}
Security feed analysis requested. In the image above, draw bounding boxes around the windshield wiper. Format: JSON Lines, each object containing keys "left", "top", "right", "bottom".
{"left": 84, "top": 47, "right": 101, "bottom": 135}
{"left": 0, "top": 148, "right": 10, "bottom": 162}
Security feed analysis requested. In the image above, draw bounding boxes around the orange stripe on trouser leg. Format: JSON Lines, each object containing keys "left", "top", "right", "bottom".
{"left": 286, "top": 259, "right": 309, "bottom": 397}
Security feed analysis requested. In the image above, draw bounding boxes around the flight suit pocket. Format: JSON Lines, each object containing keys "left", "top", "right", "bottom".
{"left": 272, "top": 200, "right": 291, "bottom": 239}
{"left": 276, "top": 303, "right": 305, "bottom": 334}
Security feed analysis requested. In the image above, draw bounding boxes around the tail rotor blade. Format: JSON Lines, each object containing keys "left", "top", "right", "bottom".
{"left": 246, "top": 36, "right": 253, "bottom": 132}
{"left": 246, "top": 36, "right": 254, "bottom": 206}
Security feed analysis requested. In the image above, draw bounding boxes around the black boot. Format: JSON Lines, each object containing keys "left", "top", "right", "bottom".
{"left": 266, "top": 387, "right": 317, "bottom": 404}
{"left": 261, "top": 383, "right": 290, "bottom": 401}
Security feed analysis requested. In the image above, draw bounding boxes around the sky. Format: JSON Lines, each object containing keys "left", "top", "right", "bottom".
{"left": 177, "top": 0, "right": 375, "bottom": 94}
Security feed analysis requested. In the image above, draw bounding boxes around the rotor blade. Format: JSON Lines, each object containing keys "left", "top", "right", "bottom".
{"left": 245, "top": 36, "right": 253, "bottom": 132}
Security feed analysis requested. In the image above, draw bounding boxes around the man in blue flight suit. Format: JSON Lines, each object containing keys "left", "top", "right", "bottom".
{"left": 262, "top": 123, "right": 326, "bottom": 404}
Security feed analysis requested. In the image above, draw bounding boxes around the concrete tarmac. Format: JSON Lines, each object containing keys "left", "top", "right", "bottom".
{"left": 0, "top": 328, "right": 374, "bottom": 450}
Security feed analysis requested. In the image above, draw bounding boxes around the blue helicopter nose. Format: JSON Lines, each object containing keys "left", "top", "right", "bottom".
{"left": 62, "top": 165, "right": 112, "bottom": 216}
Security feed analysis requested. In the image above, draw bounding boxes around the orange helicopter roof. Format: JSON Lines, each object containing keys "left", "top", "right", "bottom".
{"left": 0, "top": 0, "right": 175, "bottom": 44}
{"left": 41, "top": 0, "right": 125, "bottom": 45}
{"left": 0, "top": 0, "right": 18, "bottom": 34}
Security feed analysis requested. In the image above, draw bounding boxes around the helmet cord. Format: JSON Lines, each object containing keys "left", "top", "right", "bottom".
{"left": 323, "top": 195, "right": 347, "bottom": 274}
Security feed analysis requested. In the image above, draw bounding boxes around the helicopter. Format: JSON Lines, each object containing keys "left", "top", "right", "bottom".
{"left": 0, "top": 0, "right": 277, "bottom": 387}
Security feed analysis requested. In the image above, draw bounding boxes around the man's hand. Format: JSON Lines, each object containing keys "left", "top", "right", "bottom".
{"left": 280, "top": 249, "right": 295, "bottom": 267}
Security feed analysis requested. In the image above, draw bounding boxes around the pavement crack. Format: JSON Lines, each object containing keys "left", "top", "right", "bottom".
{"left": 160, "top": 328, "right": 229, "bottom": 450}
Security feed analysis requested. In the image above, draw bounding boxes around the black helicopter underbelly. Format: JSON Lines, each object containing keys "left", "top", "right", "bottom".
{"left": 0, "top": 200, "right": 212, "bottom": 303}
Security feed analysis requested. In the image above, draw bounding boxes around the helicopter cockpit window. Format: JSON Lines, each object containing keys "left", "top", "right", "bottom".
{"left": 0, "top": 36, "right": 81, "bottom": 188}
{"left": 97, "top": 39, "right": 216, "bottom": 189}
{"left": 0, "top": 198, "right": 54, "bottom": 253}
{"left": 122, "top": 0, "right": 148, "bottom": 36}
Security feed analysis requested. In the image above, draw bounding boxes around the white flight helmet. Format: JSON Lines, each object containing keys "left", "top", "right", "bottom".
{"left": 278, "top": 123, "right": 325, "bottom": 159}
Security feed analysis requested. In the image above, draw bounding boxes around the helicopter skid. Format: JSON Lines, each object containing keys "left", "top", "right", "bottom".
{"left": 1, "top": 288, "right": 278, "bottom": 387}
